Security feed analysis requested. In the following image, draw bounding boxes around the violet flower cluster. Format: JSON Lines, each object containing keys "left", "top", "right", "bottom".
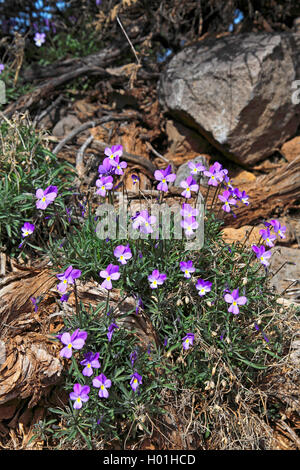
{"left": 252, "top": 219, "right": 287, "bottom": 267}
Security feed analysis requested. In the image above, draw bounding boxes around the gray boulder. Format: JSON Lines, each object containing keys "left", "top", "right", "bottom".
{"left": 158, "top": 33, "right": 300, "bottom": 166}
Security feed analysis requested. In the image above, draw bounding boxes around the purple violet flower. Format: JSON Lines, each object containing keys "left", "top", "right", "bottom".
{"left": 195, "top": 279, "right": 212, "bottom": 296}
{"left": 148, "top": 269, "right": 167, "bottom": 289}
{"left": 35, "top": 185, "right": 57, "bottom": 210}
{"left": 59, "top": 329, "right": 87, "bottom": 358}
{"left": 130, "top": 350, "right": 138, "bottom": 367}
{"left": 99, "top": 264, "right": 120, "bottom": 290}
{"left": 34, "top": 32, "right": 46, "bottom": 47}
{"left": 224, "top": 288, "right": 247, "bottom": 315}
{"left": 30, "top": 296, "right": 39, "bottom": 312}
{"left": 188, "top": 161, "right": 205, "bottom": 176}
{"left": 98, "top": 157, "right": 114, "bottom": 175}
{"left": 110, "top": 155, "right": 127, "bottom": 176}
{"left": 180, "top": 203, "right": 199, "bottom": 218}
{"left": 180, "top": 260, "right": 195, "bottom": 278}
{"left": 21, "top": 222, "right": 35, "bottom": 237}
{"left": 181, "top": 216, "right": 198, "bottom": 237}
{"left": 56, "top": 265, "right": 82, "bottom": 293}
{"left": 218, "top": 190, "right": 237, "bottom": 213}
{"left": 182, "top": 333, "right": 194, "bottom": 350}
{"left": 252, "top": 245, "right": 272, "bottom": 266}
{"left": 114, "top": 244, "right": 132, "bottom": 265}
{"left": 69, "top": 383, "right": 90, "bottom": 409}
{"left": 180, "top": 175, "right": 199, "bottom": 198}
{"left": 154, "top": 165, "right": 176, "bottom": 192}
{"left": 0, "top": 64, "right": 4, "bottom": 74}
{"left": 104, "top": 145, "right": 123, "bottom": 162}
{"left": 130, "top": 372, "right": 142, "bottom": 392}
{"left": 93, "top": 373, "right": 112, "bottom": 398}
{"left": 80, "top": 352, "right": 100, "bottom": 377}
{"left": 204, "top": 163, "right": 224, "bottom": 186}
{"left": 239, "top": 190, "right": 250, "bottom": 205}
{"left": 107, "top": 322, "right": 119, "bottom": 342}
{"left": 259, "top": 228, "right": 276, "bottom": 248}
{"left": 132, "top": 210, "right": 156, "bottom": 234}
{"left": 60, "top": 292, "right": 70, "bottom": 303}
{"left": 96, "top": 176, "right": 113, "bottom": 197}
{"left": 270, "top": 220, "right": 286, "bottom": 239}
{"left": 131, "top": 174, "right": 140, "bottom": 185}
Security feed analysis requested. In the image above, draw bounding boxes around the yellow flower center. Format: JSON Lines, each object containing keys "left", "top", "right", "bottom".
{"left": 134, "top": 379, "right": 137, "bottom": 384}
{"left": 120, "top": 255, "right": 124, "bottom": 261}
{"left": 101, "top": 185, "right": 105, "bottom": 190}
{"left": 153, "top": 280, "right": 157, "bottom": 286}
{"left": 42, "top": 197, "right": 46, "bottom": 202}
{"left": 211, "top": 175, "right": 215, "bottom": 179}
{"left": 233, "top": 301, "right": 237, "bottom": 306}
{"left": 201, "top": 288, "right": 205, "bottom": 294}
{"left": 162, "top": 178, "right": 166, "bottom": 183}
{"left": 24, "top": 231, "right": 29, "bottom": 236}
{"left": 145, "top": 222, "right": 149, "bottom": 226}
{"left": 87, "top": 364, "right": 91, "bottom": 368}
{"left": 109, "top": 154, "right": 114, "bottom": 159}
{"left": 76, "top": 397, "right": 81, "bottom": 403}
{"left": 260, "top": 256, "right": 264, "bottom": 261}
{"left": 101, "top": 385, "right": 104, "bottom": 390}
{"left": 68, "top": 343, "right": 72, "bottom": 349}
{"left": 186, "top": 338, "right": 190, "bottom": 343}
{"left": 107, "top": 276, "right": 111, "bottom": 281}
{"left": 185, "top": 270, "right": 189, "bottom": 275}
{"left": 63, "top": 279, "right": 67, "bottom": 284}
{"left": 186, "top": 187, "right": 190, "bottom": 192}
{"left": 266, "top": 238, "right": 270, "bottom": 243}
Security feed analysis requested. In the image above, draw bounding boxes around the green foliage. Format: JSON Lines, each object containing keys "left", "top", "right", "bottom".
{"left": 0, "top": 115, "right": 76, "bottom": 256}
{"left": 36, "top": 28, "right": 102, "bottom": 66}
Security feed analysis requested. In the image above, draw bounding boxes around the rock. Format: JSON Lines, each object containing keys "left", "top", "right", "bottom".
{"left": 281, "top": 136, "right": 300, "bottom": 162}
{"left": 52, "top": 114, "right": 81, "bottom": 137}
{"left": 221, "top": 225, "right": 263, "bottom": 246}
{"left": 158, "top": 33, "right": 300, "bottom": 166}
{"left": 268, "top": 247, "right": 300, "bottom": 301}
{"left": 164, "top": 119, "right": 212, "bottom": 165}
{"left": 174, "top": 155, "right": 209, "bottom": 187}
{"left": 233, "top": 170, "right": 256, "bottom": 185}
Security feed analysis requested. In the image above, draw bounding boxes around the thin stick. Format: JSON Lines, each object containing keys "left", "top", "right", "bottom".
{"left": 280, "top": 280, "right": 298, "bottom": 297}
{"left": 116, "top": 15, "right": 140, "bottom": 65}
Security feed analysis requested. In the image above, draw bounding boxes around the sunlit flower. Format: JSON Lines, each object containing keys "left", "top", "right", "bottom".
{"left": 180, "top": 175, "right": 199, "bottom": 198}
{"left": 148, "top": 269, "right": 167, "bottom": 289}
{"left": 180, "top": 260, "right": 195, "bottom": 278}
{"left": 154, "top": 165, "right": 176, "bottom": 192}
{"left": 130, "top": 372, "right": 142, "bottom": 392}
{"left": 195, "top": 279, "right": 212, "bottom": 296}
{"left": 59, "top": 329, "right": 87, "bottom": 358}
{"left": 80, "top": 352, "right": 100, "bottom": 377}
{"left": 35, "top": 185, "right": 57, "bottom": 210}
{"left": 21, "top": 222, "right": 35, "bottom": 237}
{"left": 69, "top": 383, "right": 90, "bottom": 409}
{"left": 224, "top": 288, "right": 247, "bottom": 315}
{"left": 56, "top": 265, "right": 81, "bottom": 293}
{"left": 182, "top": 333, "right": 194, "bottom": 350}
